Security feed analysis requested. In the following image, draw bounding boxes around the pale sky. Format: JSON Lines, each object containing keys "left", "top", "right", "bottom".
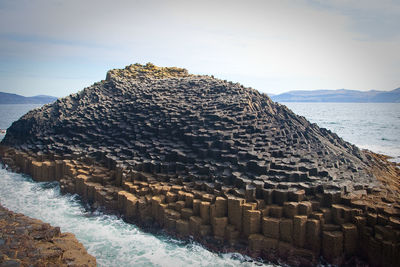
{"left": 0, "top": 0, "right": 399, "bottom": 97}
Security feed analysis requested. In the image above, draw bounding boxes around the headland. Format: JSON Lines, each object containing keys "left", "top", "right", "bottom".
{"left": 1, "top": 63, "right": 399, "bottom": 266}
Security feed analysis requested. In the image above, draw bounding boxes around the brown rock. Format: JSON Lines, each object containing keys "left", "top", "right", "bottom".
{"left": 298, "top": 201, "right": 312, "bottom": 216}
{"left": 192, "top": 199, "right": 201, "bottom": 216}
{"left": 125, "top": 194, "right": 138, "bottom": 220}
{"left": 185, "top": 193, "right": 194, "bottom": 208}
{"left": 280, "top": 218, "right": 293, "bottom": 243}
{"left": 176, "top": 219, "right": 190, "bottom": 236}
{"left": 305, "top": 219, "right": 321, "bottom": 254}
{"left": 225, "top": 224, "right": 240, "bottom": 242}
{"left": 189, "top": 216, "right": 202, "bottom": 235}
{"left": 175, "top": 200, "right": 186, "bottom": 212}
{"left": 213, "top": 216, "right": 228, "bottom": 238}
{"left": 293, "top": 215, "right": 307, "bottom": 248}
{"left": 243, "top": 209, "right": 261, "bottom": 237}
{"left": 0, "top": 204, "right": 96, "bottom": 266}
{"left": 151, "top": 195, "right": 162, "bottom": 220}
{"left": 200, "top": 201, "right": 210, "bottom": 224}
{"left": 199, "top": 224, "right": 211, "bottom": 237}
{"left": 341, "top": 223, "right": 358, "bottom": 257}
{"left": 263, "top": 237, "right": 279, "bottom": 251}
{"left": 166, "top": 191, "right": 177, "bottom": 203}
{"left": 283, "top": 202, "right": 298, "bottom": 219}
{"left": 227, "top": 196, "right": 244, "bottom": 231}
{"left": 269, "top": 205, "right": 283, "bottom": 218}
{"left": 31, "top": 161, "right": 43, "bottom": 181}
{"left": 181, "top": 208, "right": 194, "bottom": 220}
{"left": 262, "top": 217, "right": 280, "bottom": 239}
{"left": 249, "top": 234, "right": 265, "bottom": 252}
{"left": 214, "top": 197, "right": 227, "bottom": 217}
{"left": 322, "top": 231, "right": 343, "bottom": 263}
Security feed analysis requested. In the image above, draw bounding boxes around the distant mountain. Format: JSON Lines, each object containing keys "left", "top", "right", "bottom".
{"left": 270, "top": 88, "right": 400, "bottom": 103}
{"left": 0, "top": 92, "right": 57, "bottom": 104}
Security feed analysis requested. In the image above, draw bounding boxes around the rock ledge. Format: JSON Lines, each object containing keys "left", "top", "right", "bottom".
{"left": 0, "top": 203, "right": 96, "bottom": 267}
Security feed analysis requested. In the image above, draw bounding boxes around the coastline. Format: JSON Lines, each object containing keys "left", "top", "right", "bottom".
{"left": 0, "top": 65, "right": 398, "bottom": 266}
{"left": 0, "top": 202, "right": 96, "bottom": 266}
{"left": 1, "top": 145, "right": 399, "bottom": 266}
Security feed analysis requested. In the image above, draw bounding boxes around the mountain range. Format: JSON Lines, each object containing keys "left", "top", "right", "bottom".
{"left": 270, "top": 88, "right": 400, "bottom": 103}
{"left": 0, "top": 92, "right": 57, "bottom": 104}
{"left": 2, "top": 88, "right": 400, "bottom": 104}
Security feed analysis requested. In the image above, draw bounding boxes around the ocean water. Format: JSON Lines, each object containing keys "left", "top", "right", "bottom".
{"left": 0, "top": 168, "right": 267, "bottom": 267}
{"left": 0, "top": 103, "right": 399, "bottom": 266}
{"left": 0, "top": 104, "right": 42, "bottom": 130}
{"left": 283, "top": 102, "right": 400, "bottom": 163}
{"left": 0, "top": 104, "right": 42, "bottom": 141}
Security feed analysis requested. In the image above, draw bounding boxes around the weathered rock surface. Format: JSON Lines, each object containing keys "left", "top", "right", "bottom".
{"left": 0, "top": 203, "right": 96, "bottom": 266}
{"left": 1, "top": 63, "right": 399, "bottom": 266}
{"left": 2, "top": 63, "right": 377, "bottom": 191}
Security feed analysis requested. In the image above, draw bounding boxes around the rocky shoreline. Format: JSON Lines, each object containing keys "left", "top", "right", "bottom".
{"left": 1, "top": 63, "right": 399, "bottom": 266}
{"left": 1, "top": 146, "right": 399, "bottom": 266}
{"left": 0, "top": 202, "right": 96, "bottom": 267}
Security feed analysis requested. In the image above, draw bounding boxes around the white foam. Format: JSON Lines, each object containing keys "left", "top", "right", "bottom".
{"left": 0, "top": 168, "right": 271, "bottom": 267}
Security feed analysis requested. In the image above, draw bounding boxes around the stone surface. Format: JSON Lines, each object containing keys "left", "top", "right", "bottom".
{"left": 262, "top": 217, "right": 280, "bottom": 239}
{"left": 322, "top": 231, "right": 343, "bottom": 263}
{"left": 0, "top": 203, "right": 96, "bottom": 267}
{"left": 1, "top": 63, "right": 377, "bottom": 192}
{"left": 293, "top": 215, "right": 307, "bottom": 248}
{"left": 1, "top": 63, "right": 399, "bottom": 266}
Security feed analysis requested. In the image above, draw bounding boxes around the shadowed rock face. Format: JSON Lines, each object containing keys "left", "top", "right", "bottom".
{"left": 1, "top": 63, "right": 377, "bottom": 193}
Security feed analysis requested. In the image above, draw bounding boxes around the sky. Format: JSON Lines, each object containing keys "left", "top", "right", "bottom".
{"left": 0, "top": 0, "right": 399, "bottom": 97}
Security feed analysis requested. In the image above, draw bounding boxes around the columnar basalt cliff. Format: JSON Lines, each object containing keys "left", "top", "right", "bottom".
{"left": 1, "top": 63, "right": 399, "bottom": 266}
{"left": 0, "top": 203, "right": 96, "bottom": 266}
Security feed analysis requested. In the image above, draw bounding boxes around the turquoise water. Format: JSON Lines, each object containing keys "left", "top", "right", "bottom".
{"left": 0, "top": 102, "right": 399, "bottom": 266}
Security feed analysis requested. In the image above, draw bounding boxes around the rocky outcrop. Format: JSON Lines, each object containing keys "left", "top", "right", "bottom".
{"left": 0, "top": 203, "right": 96, "bottom": 267}
{"left": 1, "top": 63, "right": 399, "bottom": 266}
{"left": 2, "top": 63, "right": 376, "bottom": 191}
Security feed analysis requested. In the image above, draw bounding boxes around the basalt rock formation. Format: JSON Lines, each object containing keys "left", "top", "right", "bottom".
{"left": 1, "top": 63, "right": 377, "bottom": 190}
{"left": 1, "top": 63, "right": 399, "bottom": 266}
{"left": 0, "top": 203, "right": 96, "bottom": 266}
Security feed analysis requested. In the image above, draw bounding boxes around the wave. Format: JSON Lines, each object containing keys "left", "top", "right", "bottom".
{"left": 0, "top": 168, "right": 271, "bottom": 267}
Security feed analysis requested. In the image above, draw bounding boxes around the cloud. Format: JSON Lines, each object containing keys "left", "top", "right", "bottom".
{"left": 306, "top": 0, "right": 400, "bottom": 40}
{"left": 0, "top": 0, "right": 399, "bottom": 96}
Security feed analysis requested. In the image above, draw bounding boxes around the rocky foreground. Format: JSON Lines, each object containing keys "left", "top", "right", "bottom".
{"left": 0, "top": 203, "right": 96, "bottom": 266}
{"left": 1, "top": 63, "right": 399, "bottom": 266}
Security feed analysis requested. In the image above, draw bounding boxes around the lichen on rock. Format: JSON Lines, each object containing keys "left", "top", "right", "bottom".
{"left": 106, "top": 62, "right": 190, "bottom": 81}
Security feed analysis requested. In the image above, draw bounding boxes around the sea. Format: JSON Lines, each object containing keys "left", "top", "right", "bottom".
{"left": 283, "top": 102, "right": 400, "bottom": 164}
{"left": 0, "top": 102, "right": 399, "bottom": 266}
